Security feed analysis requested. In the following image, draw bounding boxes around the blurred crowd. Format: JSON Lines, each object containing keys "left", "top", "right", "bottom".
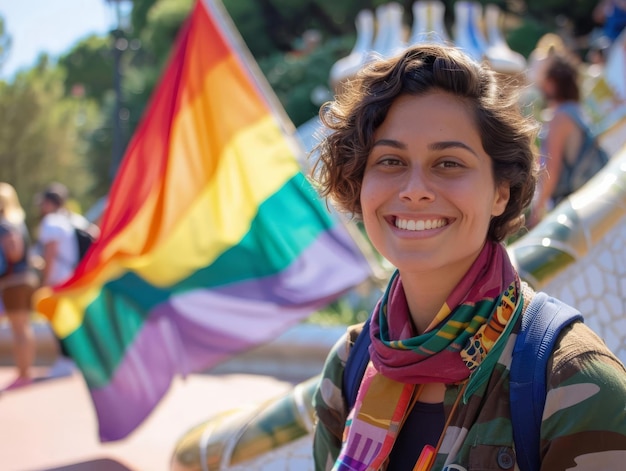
{"left": 0, "top": 182, "right": 99, "bottom": 391}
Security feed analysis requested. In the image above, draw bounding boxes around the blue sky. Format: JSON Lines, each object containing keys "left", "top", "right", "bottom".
{"left": 0, "top": 0, "right": 115, "bottom": 79}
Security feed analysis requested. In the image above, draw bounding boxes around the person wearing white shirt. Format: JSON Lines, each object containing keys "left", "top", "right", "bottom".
{"left": 36, "top": 183, "right": 91, "bottom": 287}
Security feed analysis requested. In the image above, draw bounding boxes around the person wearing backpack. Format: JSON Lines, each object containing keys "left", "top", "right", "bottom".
{"left": 310, "top": 44, "right": 626, "bottom": 471}
{"left": 530, "top": 50, "right": 610, "bottom": 227}
{"left": 0, "top": 183, "right": 40, "bottom": 390}
{"left": 35, "top": 182, "right": 97, "bottom": 288}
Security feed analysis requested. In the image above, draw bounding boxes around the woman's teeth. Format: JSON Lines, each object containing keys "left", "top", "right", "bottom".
{"left": 395, "top": 218, "right": 447, "bottom": 231}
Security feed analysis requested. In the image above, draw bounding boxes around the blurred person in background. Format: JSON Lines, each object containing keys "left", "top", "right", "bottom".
{"left": 36, "top": 182, "right": 96, "bottom": 288}
{"left": 594, "top": 0, "right": 626, "bottom": 44}
{"left": 0, "top": 183, "right": 40, "bottom": 390}
{"left": 530, "top": 51, "right": 609, "bottom": 226}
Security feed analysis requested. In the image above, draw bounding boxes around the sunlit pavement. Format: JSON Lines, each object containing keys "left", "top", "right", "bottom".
{"left": 0, "top": 318, "right": 345, "bottom": 471}
{"left": 0, "top": 366, "right": 295, "bottom": 471}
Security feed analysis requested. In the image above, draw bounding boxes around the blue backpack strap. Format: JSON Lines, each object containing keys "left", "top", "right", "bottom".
{"left": 510, "top": 292, "right": 583, "bottom": 471}
{"left": 343, "top": 316, "right": 372, "bottom": 410}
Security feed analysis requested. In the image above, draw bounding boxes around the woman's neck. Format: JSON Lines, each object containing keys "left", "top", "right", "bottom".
{"left": 397, "top": 243, "right": 488, "bottom": 334}
{"left": 400, "top": 270, "right": 464, "bottom": 334}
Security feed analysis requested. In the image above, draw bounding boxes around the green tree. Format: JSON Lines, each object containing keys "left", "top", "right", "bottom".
{"left": 58, "top": 35, "right": 114, "bottom": 105}
{"left": 0, "top": 15, "right": 11, "bottom": 74}
{"left": 0, "top": 56, "right": 98, "bottom": 226}
{"left": 58, "top": 36, "right": 117, "bottom": 199}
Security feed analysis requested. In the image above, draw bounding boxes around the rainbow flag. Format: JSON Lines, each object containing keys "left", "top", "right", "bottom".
{"left": 36, "top": 0, "right": 371, "bottom": 442}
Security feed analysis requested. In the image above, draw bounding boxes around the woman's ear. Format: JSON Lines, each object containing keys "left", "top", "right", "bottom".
{"left": 491, "top": 182, "right": 510, "bottom": 217}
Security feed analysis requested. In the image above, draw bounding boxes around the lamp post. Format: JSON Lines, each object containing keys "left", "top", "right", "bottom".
{"left": 105, "top": 0, "right": 133, "bottom": 181}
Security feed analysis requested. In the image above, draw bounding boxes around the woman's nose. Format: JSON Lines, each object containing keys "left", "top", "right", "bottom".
{"left": 398, "top": 169, "right": 435, "bottom": 202}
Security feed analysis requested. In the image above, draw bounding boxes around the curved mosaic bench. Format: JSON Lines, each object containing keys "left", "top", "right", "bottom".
{"left": 171, "top": 377, "right": 318, "bottom": 471}
{"left": 171, "top": 130, "right": 626, "bottom": 471}
{"left": 510, "top": 141, "right": 626, "bottom": 360}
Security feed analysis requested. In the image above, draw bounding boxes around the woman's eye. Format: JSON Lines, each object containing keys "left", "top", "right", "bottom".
{"left": 378, "top": 157, "right": 403, "bottom": 166}
{"left": 437, "top": 159, "right": 463, "bottom": 168}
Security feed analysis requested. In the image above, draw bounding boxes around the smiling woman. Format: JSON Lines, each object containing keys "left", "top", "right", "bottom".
{"left": 310, "top": 44, "right": 626, "bottom": 471}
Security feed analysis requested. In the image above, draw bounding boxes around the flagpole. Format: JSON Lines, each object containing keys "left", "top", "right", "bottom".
{"left": 202, "top": 0, "right": 388, "bottom": 287}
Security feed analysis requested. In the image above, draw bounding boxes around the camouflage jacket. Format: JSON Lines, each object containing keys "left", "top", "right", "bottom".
{"left": 313, "top": 308, "right": 626, "bottom": 470}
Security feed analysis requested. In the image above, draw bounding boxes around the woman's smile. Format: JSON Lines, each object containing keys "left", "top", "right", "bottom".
{"left": 393, "top": 216, "right": 450, "bottom": 231}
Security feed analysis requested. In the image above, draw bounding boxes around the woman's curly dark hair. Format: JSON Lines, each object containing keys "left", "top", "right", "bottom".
{"left": 311, "top": 44, "right": 539, "bottom": 242}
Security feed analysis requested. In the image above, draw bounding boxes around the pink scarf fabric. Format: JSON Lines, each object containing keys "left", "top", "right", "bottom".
{"left": 333, "top": 242, "right": 522, "bottom": 471}
{"left": 369, "top": 241, "right": 519, "bottom": 384}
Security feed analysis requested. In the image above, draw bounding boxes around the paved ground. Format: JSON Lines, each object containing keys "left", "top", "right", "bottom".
{"left": 0, "top": 318, "right": 344, "bottom": 471}
{"left": 0, "top": 365, "right": 295, "bottom": 471}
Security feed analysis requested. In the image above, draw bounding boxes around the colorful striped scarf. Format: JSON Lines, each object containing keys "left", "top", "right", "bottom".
{"left": 333, "top": 242, "right": 523, "bottom": 470}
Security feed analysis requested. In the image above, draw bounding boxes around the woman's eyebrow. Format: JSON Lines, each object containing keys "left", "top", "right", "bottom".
{"left": 372, "top": 138, "right": 407, "bottom": 149}
{"left": 372, "top": 139, "right": 480, "bottom": 157}
{"left": 428, "top": 140, "right": 479, "bottom": 157}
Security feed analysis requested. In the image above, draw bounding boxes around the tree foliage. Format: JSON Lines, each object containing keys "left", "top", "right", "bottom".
{"left": 0, "top": 16, "right": 11, "bottom": 74}
{"left": 0, "top": 58, "right": 98, "bottom": 227}
{"left": 0, "top": 0, "right": 609, "bottom": 210}
{"left": 58, "top": 35, "right": 114, "bottom": 104}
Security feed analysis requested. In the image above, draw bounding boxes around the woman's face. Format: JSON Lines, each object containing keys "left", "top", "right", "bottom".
{"left": 360, "top": 91, "right": 510, "bottom": 280}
